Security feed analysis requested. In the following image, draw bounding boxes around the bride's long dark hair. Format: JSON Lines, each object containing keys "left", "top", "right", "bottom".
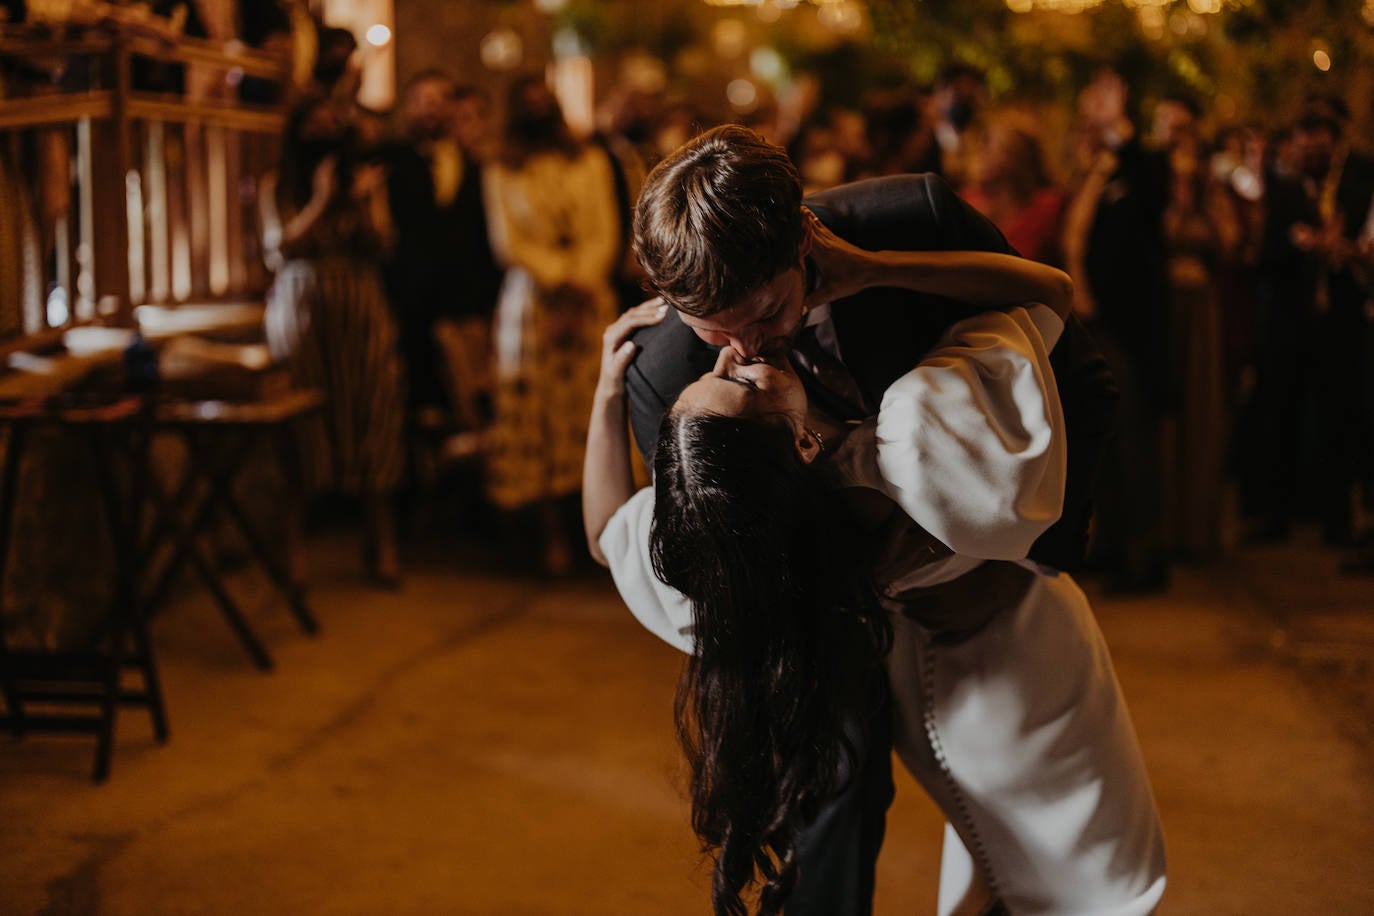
{"left": 650, "top": 411, "right": 891, "bottom": 916}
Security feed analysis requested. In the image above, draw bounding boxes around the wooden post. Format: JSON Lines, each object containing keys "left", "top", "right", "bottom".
{"left": 100, "top": 38, "right": 135, "bottom": 327}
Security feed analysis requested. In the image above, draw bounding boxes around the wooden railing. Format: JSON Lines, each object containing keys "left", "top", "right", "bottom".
{"left": 0, "top": 27, "right": 289, "bottom": 352}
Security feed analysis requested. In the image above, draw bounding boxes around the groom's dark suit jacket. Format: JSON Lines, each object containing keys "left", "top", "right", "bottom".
{"left": 625, "top": 173, "right": 1117, "bottom": 572}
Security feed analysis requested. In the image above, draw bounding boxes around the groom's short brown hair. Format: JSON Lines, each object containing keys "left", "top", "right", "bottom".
{"left": 633, "top": 125, "right": 804, "bottom": 318}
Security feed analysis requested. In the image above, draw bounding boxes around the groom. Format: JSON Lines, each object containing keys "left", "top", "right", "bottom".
{"left": 621, "top": 125, "right": 1114, "bottom": 914}
{"left": 627, "top": 126, "right": 1111, "bottom": 575}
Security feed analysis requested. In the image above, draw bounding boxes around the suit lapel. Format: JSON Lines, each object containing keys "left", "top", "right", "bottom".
{"left": 829, "top": 291, "right": 967, "bottom": 407}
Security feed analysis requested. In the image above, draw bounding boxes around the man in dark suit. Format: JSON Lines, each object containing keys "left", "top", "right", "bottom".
{"left": 383, "top": 72, "right": 502, "bottom": 424}
{"left": 1061, "top": 69, "right": 1172, "bottom": 593}
{"left": 622, "top": 124, "right": 1110, "bottom": 915}
{"left": 1252, "top": 102, "right": 1374, "bottom": 549}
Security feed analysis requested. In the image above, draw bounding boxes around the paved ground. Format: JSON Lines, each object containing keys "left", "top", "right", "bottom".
{"left": 1, "top": 524, "right": 1372, "bottom": 915}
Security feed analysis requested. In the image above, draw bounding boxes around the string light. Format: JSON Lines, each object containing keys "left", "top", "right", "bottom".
{"left": 701, "top": 0, "right": 863, "bottom": 34}
{"left": 726, "top": 78, "right": 758, "bottom": 110}
{"left": 365, "top": 24, "right": 391, "bottom": 48}
{"left": 756, "top": 0, "right": 783, "bottom": 22}
{"left": 816, "top": 0, "right": 863, "bottom": 33}
{"left": 479, "top": 28, "right": 523, "bottom": 71}
{"left": 701, "top": 0, "right": 844, "bottom": 7}
{"left": 1004, "top": 0, "right": 1106, "bottom": 12}
{"left": 711, "top": 19, "right": 749, "bottom": 57}
{"left": 1005, "top": 0, "right": 1232, "bottom": 13}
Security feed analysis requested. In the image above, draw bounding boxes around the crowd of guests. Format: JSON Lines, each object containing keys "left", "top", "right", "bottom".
{"left": 259, "top": 63, "right": 645, "bottom": 582}
{"left": 4, "top": 0, "right": 1372, "bottom": 588}
{"left": 742, "top": 65, "right": 1374, "bottom": 591}
{"left": 255, "top": 45, "right": 1374, "bottom": 588}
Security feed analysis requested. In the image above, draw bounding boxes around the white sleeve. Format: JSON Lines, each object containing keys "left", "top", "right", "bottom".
{"left": 597, "top": 486, "right": 696, "bottom": 655}
{"left": 874, "top": 304, "right": 1067, "bottom": 560}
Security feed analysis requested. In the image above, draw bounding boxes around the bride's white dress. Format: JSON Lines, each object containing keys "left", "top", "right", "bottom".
{"left": 598, "top": 305, "right": 1166, "bottom": 914}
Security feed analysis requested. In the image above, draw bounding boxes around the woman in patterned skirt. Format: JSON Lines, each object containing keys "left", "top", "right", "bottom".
{"left": 261, "top": 93, "right": 406, "bottom": 586}
{"left": 483, "top": 74, "right": 620, "bottom": 575}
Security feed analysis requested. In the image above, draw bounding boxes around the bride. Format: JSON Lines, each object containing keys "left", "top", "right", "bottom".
{"left": 583, "top": 236, "right": 1165, "bottom": 916}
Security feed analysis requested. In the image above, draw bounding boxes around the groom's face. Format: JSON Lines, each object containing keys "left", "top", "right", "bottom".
{"left": 676, "top": 217, "right": 814, "bottom": 360}
{"left": 677, "top": 266, "right": 808, "bottom": 360}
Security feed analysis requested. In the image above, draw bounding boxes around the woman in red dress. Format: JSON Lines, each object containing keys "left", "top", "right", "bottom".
{"left": 962, "top": 112, "right": 1067, "bottom": 267}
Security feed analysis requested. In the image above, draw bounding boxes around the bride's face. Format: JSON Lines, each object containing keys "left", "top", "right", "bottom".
{"left": 673, "top": 345, "right": 810, "bottom": 433}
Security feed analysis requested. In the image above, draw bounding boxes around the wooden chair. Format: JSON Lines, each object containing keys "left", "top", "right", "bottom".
{"left": 0, "top": 397, "right": 168, "bottom": 782}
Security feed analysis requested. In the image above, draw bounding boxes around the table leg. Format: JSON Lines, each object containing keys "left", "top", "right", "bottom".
{"left": 0, "top": 423, "right": 28, "bottom": 736}
{"left": 124, "top": 421, "right": 169, "bottom": 744}
{"left": 138, "top": 431, "right": 206, "bottom": 615}
{"left": 140, "top": 472, "right": 214, "bottom": 619}
{"left": 143, "top": 435, "right": 274, "bottom": 672}
{"left": 191, "top": 431, "right": 318, "bottom": 635}
{"left": 273, "top": 421, "right": 308, "bottom": 585}
{"left": 183, "top": 537, "right": 274, "bottom": 672}
{"left": 89, "top": 425, "right": 129, "bottom": 782}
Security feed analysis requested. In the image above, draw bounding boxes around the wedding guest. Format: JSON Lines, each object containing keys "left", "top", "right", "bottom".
{"left": 962, "top": 111, "right": 1067, "bottom": 266}
{"left": 382, "top": 71, "right": 500, "bottom": 431}
{"left": 482, "top": 74, "right": 619, "bottom": 575}
{"left": 261, "top": 94, "right": 406, "bottom": 586}
{"left": 1061, "top": 69, "right": 1173, "bottom": 592}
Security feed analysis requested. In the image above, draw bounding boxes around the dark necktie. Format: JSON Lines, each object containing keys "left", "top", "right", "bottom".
{"left": 791, "top": 324, "right": 870, "bottom": 422}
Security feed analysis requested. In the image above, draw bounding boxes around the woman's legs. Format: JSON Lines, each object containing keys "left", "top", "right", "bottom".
{"left": 364, "top": 489, "right": 400, "bottom": 587}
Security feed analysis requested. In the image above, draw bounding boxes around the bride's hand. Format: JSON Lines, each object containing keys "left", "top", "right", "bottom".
{"left": 803, "top": 208, "right": 876, "bottom": 309}
{"left": 598, "top": 300, "right": 669, "bottom": 395}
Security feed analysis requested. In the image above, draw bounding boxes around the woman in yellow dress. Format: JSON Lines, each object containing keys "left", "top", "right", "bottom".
{"left": 483, "top": 74, "right": 620, "bottom": 575}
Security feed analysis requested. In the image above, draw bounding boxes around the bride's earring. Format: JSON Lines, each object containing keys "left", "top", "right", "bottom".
{"left": 797, "top": 425, "right": 826, "bottom": 462}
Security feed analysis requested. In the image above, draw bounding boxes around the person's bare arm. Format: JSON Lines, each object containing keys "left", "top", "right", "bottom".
{"left": 803, "top": 209, "right": 1074, "bottom": 322}
{"left": 277, "top": 157, "right": 338, "bottom": 252}
{"left": 583, "top": 301, "right": 669, "bottom": 566}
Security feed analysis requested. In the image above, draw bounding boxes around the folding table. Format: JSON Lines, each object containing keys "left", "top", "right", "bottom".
{"left": 141, "top": 389, "right": 324, "bottom": 671}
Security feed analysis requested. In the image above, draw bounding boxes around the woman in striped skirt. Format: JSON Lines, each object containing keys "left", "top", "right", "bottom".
{"left": 261, "top": 93, "right": 407, "bottom": 586}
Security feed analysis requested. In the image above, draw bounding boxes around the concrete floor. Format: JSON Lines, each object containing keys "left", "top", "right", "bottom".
{"left": 2, "top": 526, "right": 1372, "bottom": 915}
